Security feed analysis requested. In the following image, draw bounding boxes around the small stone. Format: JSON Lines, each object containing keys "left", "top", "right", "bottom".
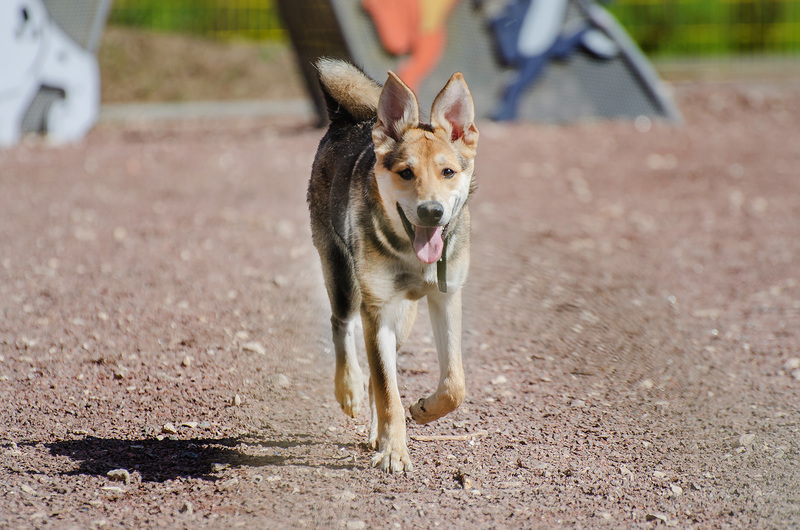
{"left": 738, "top": 433, "right": 756, "bottom": 447}
{"left": 785, "top": 358, "right": 800, "bottom": 370}
{"left": 211, "top": 463, "right": 229, "bottom": 472}
{"left": 335, "top": 490, "right": 357, "bottom": 502}
{"left": 106, "top": 469, "right": 131, "bottom": 485}
{"left": 180, "top": 421, "right": 199, "bottom": 429}
{"left": 598, "top": 512, "right": 612, "bottom": 520}
{"left": 646, "top": 513, "right": 669, "bottom": 524}
{"left": 180, "top": 500, "right": 193, "bottom": 515}
{"left": 570, "top": 399, "right": 587, "bottom": 408}
{"left": 273, "top": 275, "right": 288, "bottom": 288}
{"left": 242, "top": 342, "right": 266, "bottom": 356}
{"left": 491, "top": 375, "right": 508, "bottom": 385}
{"left": 162, "top": 423, "right": 178, "bottom": 435}
{"left": 456, "top": 466, "right": 473, "bottom": 490}
{"left": 233, "top": 394, "right": 242, "bottom": 406}
{"left": 218, "top": 477, "right": 239, "bottom": 491}
{"left": 792, "top": 369, "right": 800, "bottom": 382}
{"left": 653, "top": 471, "right": 667, "bottom": 479}
{"left": 346, "top": 521, "right": 366, "bottom": 529}
{"left": 271, "top": 374, "right": 290, "bottom": 388}
{"left": 20, "top": 484, "right": 37, "bottom": 495}
{"left": 670, "top": 484, "right": 683, "bottom": 496}
{"left": 181, "top": 356, "right": 192, "bottom": 367}
{"left": 619, "top": 465, "right": 632, "bottom": 476}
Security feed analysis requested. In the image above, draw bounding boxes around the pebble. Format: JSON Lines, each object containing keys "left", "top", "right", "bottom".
{"left": 670, "top": 484, "right": 683, "bottom": 496}
{"left": 106, "top": 469, "right": 131, "bottom": 485}
{"left": 491, "top": 375, "right": 508, "bottom": 385}
{"left": 271, "top": 374, "right": 291, "bottom": 388}
{"left": 180, "top": 500, "right": 193, "bottom": 515}
{"left": 211, "top": 463, "right": 229, "bottom": 472}
{"left": 738, "top": 433, "right": 756, "bottom": 447}
{"left": 346, "top": 521, "right": 366, "bottom": 529}
{"left": 20, "top": 484, "right": 37, "bottom": 495}
{"left": 653, "top": 471, "right": 667, "bottom": 479}
{"left": 180, "top": 421, "right": 199, "bottom": 429}
{"left": 218, "top": 478, "right": 239, "bottom": 491}
{"left": 335, "top": 490, "right": 357, "bottom": 502}
{"left": 162, "top": 423, "right": 178, "bottom": 435}
{"left": 785, "top": 358, "right": 800, "bottom": 370}
{"left": 181, "top": 356, "right": 192, "bottom": 367}
{"left": 646, "top": 513, "right": 669, "bottom": 524}
{"left": 233, "top": 394, "right": 242, "bottom": 406}
{"left": 242, "top": 341, "right": 266, "bottom": 355}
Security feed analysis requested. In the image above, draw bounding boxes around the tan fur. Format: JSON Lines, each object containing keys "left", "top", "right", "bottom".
{"left": 308, "top": 60, "right": 478, "bottom": 473}
{"left": 316, "top": 58, "right": 381, "bottom": 122}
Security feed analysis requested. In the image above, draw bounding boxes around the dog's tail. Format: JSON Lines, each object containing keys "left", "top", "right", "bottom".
{"left": 316, "top": 58, "right": 381, "bottom": 123}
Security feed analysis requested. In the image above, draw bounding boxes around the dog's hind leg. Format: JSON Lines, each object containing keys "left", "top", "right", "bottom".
{"left": 409, "top": 289, "right": 465, "bottom": 424}
{"left": 320, "top": 243, "right": 365, "bottom": 418}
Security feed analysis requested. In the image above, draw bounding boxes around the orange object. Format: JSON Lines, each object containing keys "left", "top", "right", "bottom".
{"left": 363, "top": 0, "right": 460, "bottom": 92}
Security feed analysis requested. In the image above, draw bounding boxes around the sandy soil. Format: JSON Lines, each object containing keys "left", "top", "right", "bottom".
{"left": 1, "top": 80, "right": 799, "bottom": 528}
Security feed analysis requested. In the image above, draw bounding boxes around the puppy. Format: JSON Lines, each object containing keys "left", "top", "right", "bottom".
{"left": 308, "top": 59, "right": 478, "bottom": 472}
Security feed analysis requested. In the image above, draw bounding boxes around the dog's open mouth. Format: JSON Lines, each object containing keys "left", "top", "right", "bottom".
{"left": 397, "top": 204, "right": 445, "bottom": 264}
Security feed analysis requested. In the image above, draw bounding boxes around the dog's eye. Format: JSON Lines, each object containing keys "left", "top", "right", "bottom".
{"left": 398, "top": 168, "right": 414, "bottom": 180}
{"left": 442, "top": 168, "right": 455, "bottom": 178}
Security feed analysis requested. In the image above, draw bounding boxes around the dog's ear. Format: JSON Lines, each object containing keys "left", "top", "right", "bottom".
{"left": 431, "top": 73, "right": 479, "bottom": 155}
{"left": 373, "top": 72, "right": 419, "bottom": 155}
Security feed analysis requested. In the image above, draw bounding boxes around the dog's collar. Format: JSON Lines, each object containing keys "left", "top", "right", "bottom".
{"left": 396, "top": 204, "right": 450, "bottom": 293}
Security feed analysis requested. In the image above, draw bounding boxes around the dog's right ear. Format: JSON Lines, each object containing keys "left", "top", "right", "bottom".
{"left": 373, "top": 72, "right": 419, "bottom": 155}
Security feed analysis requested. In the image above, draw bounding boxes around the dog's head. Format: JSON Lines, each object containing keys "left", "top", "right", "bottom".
{"left": 372, "top": 71, "right": 479, "bottom": 264}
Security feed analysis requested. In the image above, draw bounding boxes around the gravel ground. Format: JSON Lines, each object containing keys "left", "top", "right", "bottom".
{"left": 1, "top": 80, "right": 799, "bottom": 528}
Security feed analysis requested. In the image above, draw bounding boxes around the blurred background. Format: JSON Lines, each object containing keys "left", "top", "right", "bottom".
{"left": 101, "top": 0, "right": 800, "bottom": 104}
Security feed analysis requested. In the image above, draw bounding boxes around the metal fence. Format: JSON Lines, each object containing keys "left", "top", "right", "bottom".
{"left": 108, "top": 0, "right": 800, "bottom": 57}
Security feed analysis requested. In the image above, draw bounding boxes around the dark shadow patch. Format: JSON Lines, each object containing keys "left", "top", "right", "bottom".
{"left": 40, "top": 433, "right": 360, "bottom": 483}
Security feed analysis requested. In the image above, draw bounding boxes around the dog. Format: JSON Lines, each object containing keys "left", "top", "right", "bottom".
{"left": 308, "top": 59, "right": 478, "bottom": 473}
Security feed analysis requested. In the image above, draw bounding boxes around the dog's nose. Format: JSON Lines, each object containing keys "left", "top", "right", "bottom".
{"left": 417, "top": 201, "right": 445, "bottom": 226}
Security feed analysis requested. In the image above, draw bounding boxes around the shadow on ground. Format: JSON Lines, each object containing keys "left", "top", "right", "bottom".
{"left": 42, "top": 434, "right": 359, "bottom": 482}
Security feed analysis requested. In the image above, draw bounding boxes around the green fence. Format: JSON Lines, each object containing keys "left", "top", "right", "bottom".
{"left": 109, "top": 0, "right": 800, "bottom": 57}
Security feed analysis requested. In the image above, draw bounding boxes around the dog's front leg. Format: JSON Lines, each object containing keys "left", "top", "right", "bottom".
{"left": 361, "top": 303, "right": 413, "bottom": 473}
{"left": 410, "top": 289, "right": 466, "bottom": 424}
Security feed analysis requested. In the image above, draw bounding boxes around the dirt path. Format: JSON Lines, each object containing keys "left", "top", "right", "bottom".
{"left": 1, "top": 82, "right": 799, "bottom": 528}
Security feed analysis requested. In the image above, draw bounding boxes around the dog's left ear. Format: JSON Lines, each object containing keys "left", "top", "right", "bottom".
{"left": 431, "top": 73, "right": 479, "bottom": 156}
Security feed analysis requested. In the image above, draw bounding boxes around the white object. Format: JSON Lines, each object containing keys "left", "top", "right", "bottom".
{"left": 0, "top": 0, "right": 100, "bottom": 146}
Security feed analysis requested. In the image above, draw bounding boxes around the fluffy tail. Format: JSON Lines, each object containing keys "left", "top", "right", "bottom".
{"left": 316, "top": 58, "right": 381, "bottom": 123}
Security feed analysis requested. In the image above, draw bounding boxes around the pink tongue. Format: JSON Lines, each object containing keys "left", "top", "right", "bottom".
{"left": 414, "top": 226, "right": 444, "bottom": 264}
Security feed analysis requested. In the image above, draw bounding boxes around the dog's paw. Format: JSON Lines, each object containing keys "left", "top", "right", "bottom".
{"left": 371, "top": 447, "right": 413, "bottom": 473}
{"left": 409, "top": 397, "right": 436, "bottom": 424}
{"left": 410, "top": 391, "right": 463, "bottom": 425}
{"left": 334, "top": 367, "right": 364, "bottom": 418}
